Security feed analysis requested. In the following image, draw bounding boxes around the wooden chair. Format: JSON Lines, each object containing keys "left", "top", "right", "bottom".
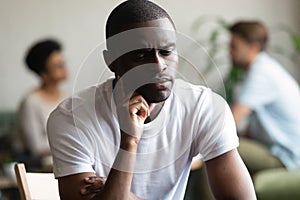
{"left": 14, "top": 163, "right": 60, "bottom": 200}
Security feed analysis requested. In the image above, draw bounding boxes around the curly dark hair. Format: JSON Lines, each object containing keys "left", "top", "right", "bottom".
{"left": 25, "top": 39, "right": 62, "bottom": 75}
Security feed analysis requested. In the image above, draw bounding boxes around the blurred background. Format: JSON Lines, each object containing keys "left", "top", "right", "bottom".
{"left": 0, "top": 0, "right": 299, "bottom": 199}
{"left": 1, "top": 0, "right": 299, "bottom": 111}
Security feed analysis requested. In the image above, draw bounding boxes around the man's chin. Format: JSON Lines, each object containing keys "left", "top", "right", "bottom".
{"left": 136, "top": 82, "right": 173, "bottom": 103}
{"left": 137, "top": 89, "right": 171, "bottom": 103}
{"left": 146, "top": 95, "right": 170, "bottom": 103}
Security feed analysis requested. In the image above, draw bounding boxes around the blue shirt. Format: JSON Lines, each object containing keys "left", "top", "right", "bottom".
{"left": 238, "top": 52, "right": 300, "bottom": 170}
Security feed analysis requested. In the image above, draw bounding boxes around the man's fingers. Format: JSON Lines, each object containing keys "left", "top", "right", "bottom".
{"left": 119, "top": 94, "right": 151, "bottom": 122}
{"left": 130, "top": 102, "right": 149, "bottom": 118}
{"left": 84, "top": 176, "right": 106, "bottom": 184}
{"left": 81, "top": 176, "right": 106, "bottom": 196}
{"left": 130, "top": 94, "right": 147, "bottom": 106}
{"left": 130, "top": 95, "right": 148, "bottom": 107}
{"left": 80, "top": 186, "right": 102, "bottom": 196}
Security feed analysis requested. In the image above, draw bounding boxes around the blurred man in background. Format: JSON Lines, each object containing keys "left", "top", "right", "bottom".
{"left": 229, "top": 21, "right": 300, "bottom": 175}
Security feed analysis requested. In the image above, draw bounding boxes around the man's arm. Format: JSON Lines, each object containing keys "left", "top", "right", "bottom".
{"left": 231, "top": 103, "right": 252, "bottom": 124}
{"left": 205, "top": 149, "right": 256, "bottom": 199}
{"left": 58, "top": 164, "right": 143, "bottom": 200}
{"left": 59, "top": 172, "right": 97, "bottom": 200}
{"left": 57, "top": 137, "right": 144, "bottom": 200}
{"left": 57, "top": 93, "right": 151, "bottom": 200}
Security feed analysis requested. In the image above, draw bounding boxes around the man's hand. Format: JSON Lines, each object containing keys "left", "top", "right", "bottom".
{"left": 81, "top": 176, "right": 143, "bottom": 200}
{"left": 80, "top": 176, "right": 106, "bottom": 196}
{"left": 125, "top": 92, "right": 153, "bottom": 134}
{"left": 115, "top": 79, "right": 154, "bottom": 145}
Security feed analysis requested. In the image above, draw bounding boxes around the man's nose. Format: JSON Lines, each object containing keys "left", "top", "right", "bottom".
{"left": 152, "top": 51, "right": 167, "bottom": 73}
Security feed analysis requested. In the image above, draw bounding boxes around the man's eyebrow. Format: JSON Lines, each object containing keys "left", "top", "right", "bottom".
{"left": 159, "top": 43, "right": 176, "bottom": 49}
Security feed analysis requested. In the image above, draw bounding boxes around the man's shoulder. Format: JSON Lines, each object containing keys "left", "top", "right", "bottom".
{"left": 173, "top": 79, "right": 215, "bottom": 102}
{"left": 52, "top": 79, "right": 114, "bottom": 118}
{"left": 171, "top": 79, "right": 229, "bottom": 115}
{"left": 253, "top": 52, "right": 282, "bottom": 71}
{"left": 173, "top": 79, "right": 210, "bottom": 95}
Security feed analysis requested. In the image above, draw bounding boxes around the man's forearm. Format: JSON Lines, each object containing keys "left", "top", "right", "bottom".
{"left": 90, "top": 92, "right": 150, "bottom": 200}
{"left": 91, "top": 134, "right": 139, "bottom": 200}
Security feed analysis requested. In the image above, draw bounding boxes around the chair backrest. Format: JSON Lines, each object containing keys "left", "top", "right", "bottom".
{"left": 14, "top": 163, "right": 60, "bottom": 200}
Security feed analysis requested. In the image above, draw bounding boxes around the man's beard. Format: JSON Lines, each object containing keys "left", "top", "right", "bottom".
{"left": 136, "top": 81, "right": 173, "bottom": 103}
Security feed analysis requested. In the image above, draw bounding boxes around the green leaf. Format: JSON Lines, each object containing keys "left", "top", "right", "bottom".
{"left": 217, "top": 18, "right": 229, "bottom": 29}
{"left": 291, "top": 33, "right": 300, "bottom": 52}
{"left": 210, "top": 30, "right": 219, "bottom": 43}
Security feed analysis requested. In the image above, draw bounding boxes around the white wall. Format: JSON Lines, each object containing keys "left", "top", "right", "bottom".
{"left": 1, "top": 0, "right": 299, "bottom": 110}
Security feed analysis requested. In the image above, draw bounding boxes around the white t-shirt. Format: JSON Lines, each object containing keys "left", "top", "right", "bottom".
{"left": 47, "top": 78, "right": 238, "bottom": 200}
{"left": 238, "top": 52, "right": 300, "bottom": 170}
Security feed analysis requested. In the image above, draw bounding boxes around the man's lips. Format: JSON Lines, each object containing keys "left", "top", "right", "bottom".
{"left": 152, "top": 76, "right": 172, "bottom": 84}
{"left": 120, "top": 75, "right": 173, "bottom": 92}
{"left": 151, "top": 78, "right": 172, "bottom": 90}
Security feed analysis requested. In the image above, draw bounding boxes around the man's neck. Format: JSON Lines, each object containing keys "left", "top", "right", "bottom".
{"left": 245, "top": 51, "right": 260, "bottom": 70}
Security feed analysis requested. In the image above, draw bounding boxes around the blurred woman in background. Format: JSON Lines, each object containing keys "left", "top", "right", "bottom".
{"left": 14, "top": 39, "right": 68, "bottom": 170}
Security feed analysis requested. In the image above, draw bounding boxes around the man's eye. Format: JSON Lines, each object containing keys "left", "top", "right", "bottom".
{"left": 160, "top": 49, "right": 172, "bottom": 56}
{"left": 135, "top": 53, "right": 145, "bottom": 61}
{"left": 130, "top": 50, "right": 147, "bottom": 61}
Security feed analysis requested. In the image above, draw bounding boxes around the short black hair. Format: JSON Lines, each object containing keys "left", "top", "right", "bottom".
{"left": 229, "top": 21, "right": 268, "bottom": 51}
{"left": 25, "top": 39, "right": 62, "bottom": 75}
{"left": 105, "top": 0, "right": 175, "bottom": 40}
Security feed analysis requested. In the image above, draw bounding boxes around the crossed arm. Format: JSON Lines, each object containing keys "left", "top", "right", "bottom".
{"left": 58, "top": 133, "right": 145, "bottom": 200}
{"left": 58, "top": 171, "right": 142, "bottom": 200}
{"left": 58, "top": 148, "right": 256, "bottom": 200}
{"left": 58, "top": 134, "right": 144, "bottom": 199}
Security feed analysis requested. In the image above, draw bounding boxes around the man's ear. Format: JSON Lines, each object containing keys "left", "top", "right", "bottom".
{"left": 103, "top": 50, "right": 117, "bottom": 73}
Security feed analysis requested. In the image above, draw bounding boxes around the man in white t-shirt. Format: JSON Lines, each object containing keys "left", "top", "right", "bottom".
{"left": 229, "top": 21, "right": 300, "bottom": 175}
{"left": 47, "top": 1, "right": 255, "bottom": 199}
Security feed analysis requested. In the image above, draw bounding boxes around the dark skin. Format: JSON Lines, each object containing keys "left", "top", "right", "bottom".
{"left": 58, "top": 18, "right": 177, "bottom": 200}
{"left": 59, "top": 18, "right": 256, "bottom": 200}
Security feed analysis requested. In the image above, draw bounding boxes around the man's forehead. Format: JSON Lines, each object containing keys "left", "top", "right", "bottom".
{"left": 129, "top": 27, "right": 176, "bottom": 48}
{"left": 107, "top": 26, "right": 177, "bottom": 57}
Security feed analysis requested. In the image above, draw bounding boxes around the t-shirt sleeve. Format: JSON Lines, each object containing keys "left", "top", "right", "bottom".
{"left": 47, "top": 106, "right": 95, "bottom": 178}
{"left": 238, "top": 64, "right": 278, "bottom": 109}
{"left": 193, "top": 89, "right": 239, "bottom": 162}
